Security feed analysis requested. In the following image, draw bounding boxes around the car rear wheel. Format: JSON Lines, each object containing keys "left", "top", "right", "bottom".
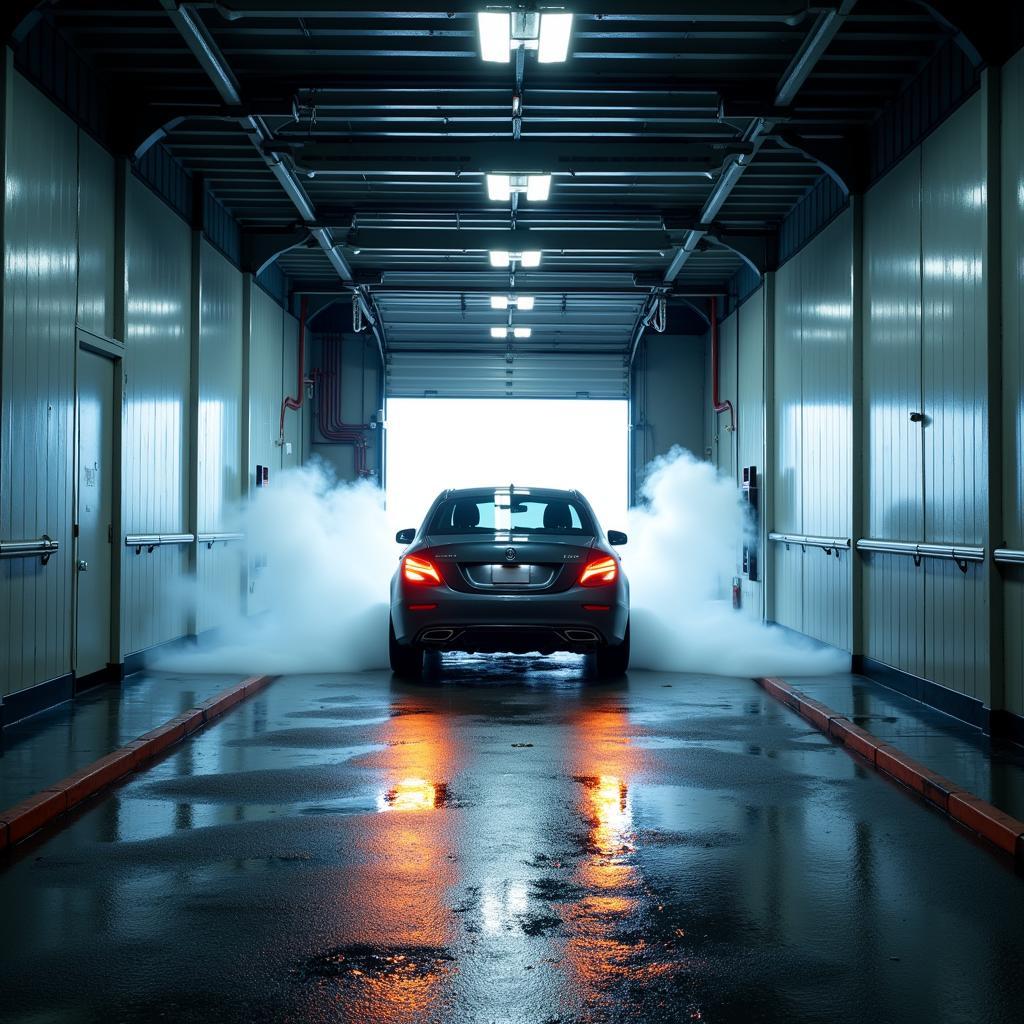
{"left": 595, "top": 620, "right": 630, "bottom": 677}
{"left": 389, "top": 616, "right": 424, "bottom": 678}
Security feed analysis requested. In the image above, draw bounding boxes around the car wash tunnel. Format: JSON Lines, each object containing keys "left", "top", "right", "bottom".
{"left": 3, "top": 2, "right": 1024, "bottom": 1021}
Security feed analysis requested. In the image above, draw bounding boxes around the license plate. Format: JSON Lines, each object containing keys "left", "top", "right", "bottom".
{"left": 490, "top": 564, "right": 531, "bottom": 584}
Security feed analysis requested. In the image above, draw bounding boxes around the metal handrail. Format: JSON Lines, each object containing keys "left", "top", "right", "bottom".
{"left": 769, "top": 532, "right": 850, "bottom": 552}
{"left": 856, "top": 538, "right": 984, "bottom": 572}
{"left": 125, "top": 532, "right": 195, "bottom": 552}
{"left": 994, "top": 548, "right": 1024, "bottom": 566}
{"left": 0, "top": 535, "right": 59, "bottom": 564}
{"left": 196, "top": 532, "right": 245, "bottom": 547}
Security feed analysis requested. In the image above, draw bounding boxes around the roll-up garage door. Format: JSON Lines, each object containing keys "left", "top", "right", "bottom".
{"left": 386, "top": 351, "right": 629, "bottom": 399}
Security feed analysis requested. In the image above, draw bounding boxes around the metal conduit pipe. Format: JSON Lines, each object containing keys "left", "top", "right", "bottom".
{"left": 709, "top": 298, "right": 736, "bottom": 435}
{"left": 277, "top": 295, "right": 310, "bottom": 446}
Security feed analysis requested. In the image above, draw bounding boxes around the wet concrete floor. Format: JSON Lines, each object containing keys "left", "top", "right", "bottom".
{"left": 1, "top": 655, "right": 1023, "bottom": 1023}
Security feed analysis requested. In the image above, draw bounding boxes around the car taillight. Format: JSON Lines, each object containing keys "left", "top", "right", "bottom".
{"left": 403, "top": 554, "right": 441, "bottom": 586}
{"left": 580, "top": 555, "right": 618, "bottom": 587}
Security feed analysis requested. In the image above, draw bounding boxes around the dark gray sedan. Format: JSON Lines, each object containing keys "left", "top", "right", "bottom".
{"left": 389, "top": 486, "right": 629, "bottom": 678}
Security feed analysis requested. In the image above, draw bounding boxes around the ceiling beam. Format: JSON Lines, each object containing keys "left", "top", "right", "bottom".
{"left": 343, "top": 227, "right": 679, "bottom": 254}
{"left": 194, "top": 1, "right": 836, "bottom": 24}
{"left": 268, "top": 137, "right": 752, "bottom": 177}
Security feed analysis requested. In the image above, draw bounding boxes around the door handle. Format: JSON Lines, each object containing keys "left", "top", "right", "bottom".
{"left": 77, "top": 560, "right": 89, "bottom": 572}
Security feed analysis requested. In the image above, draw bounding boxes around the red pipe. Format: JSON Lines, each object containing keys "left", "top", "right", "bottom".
{"left": 710, "top": 298, "right": 736, "bottom": 435}
{"left": 315, "top": 336, "right": 372, "bottom": 476}
{"left": 278, "top": 296, "right": 309, "bottom": 445}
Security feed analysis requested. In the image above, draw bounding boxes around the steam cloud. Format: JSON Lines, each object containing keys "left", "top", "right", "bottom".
{"left": 159, "top": 449, "right": 848, "bottom": 678}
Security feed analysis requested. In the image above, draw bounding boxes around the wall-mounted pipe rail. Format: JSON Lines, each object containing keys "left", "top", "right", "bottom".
{"left": 125, "top": 533, "right": 196, "bottom": 553}
{"left": 0, "top": 536, "right": 59, "bottom": 564}
{"left": 769, "top": 532, "right": 850, "bottom": 553}
{"left": 994, "top": 548, "right": 1024, "bottom": 566}
{"left": 196, "top": 532, "right": 245, "bottom": 548}
{"left": 856, "top": 538, "right": 985, "bottom": 572}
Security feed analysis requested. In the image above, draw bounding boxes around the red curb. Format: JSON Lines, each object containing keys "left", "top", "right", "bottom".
{"left": 948, "top": 793, "right": 1024, "bottom": 856}
{"left": 827, "top": 717, "right": 880, "bottom": 761}
{"left": 0, "top": 674, "right": 274, "bottom": 851}
{"left": 757, "top": 676, "right": 1024, "bottom": 863}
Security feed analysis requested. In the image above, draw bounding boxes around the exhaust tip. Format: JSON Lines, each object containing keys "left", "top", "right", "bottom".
{"left": 421, "top": 628, "right": 455, "bottom": 643}
{"left": 564, "top": 628, "right": 599, "bottom": 643}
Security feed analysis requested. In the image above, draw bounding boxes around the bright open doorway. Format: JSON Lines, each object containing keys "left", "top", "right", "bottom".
{"left": 385, "top": 398, "right": 629, "bottom": 534}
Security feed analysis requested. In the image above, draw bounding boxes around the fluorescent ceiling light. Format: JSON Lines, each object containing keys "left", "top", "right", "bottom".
{"left": 477, "top": 9, "right": 572, "bottom": 64}
{"left": 486, "top": 172, "right": 552, "bottom": 203}
{"left": 488, "top": 250, "right": 541, "bottom": 268}
{"left": 478, "top": 12, "right": 510, "bottom": 63}
{"left": 490, "top": 295, "right": 536, "bottom": 310}
{"left": 486, "top": 173, "right": 512, "bottom": 201}
{"left": 538, "top": 12, "right": 573, "bottom": 63}
{"left": 525, "top": 174, "right": 551, "bottom": 201}
{"left": 490, "top": 325, "right": 534, "bottom": 339}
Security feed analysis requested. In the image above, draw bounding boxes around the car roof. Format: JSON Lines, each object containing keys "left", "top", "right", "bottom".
{"left": 437, "top": 486, "right": 582, "bottom": 501}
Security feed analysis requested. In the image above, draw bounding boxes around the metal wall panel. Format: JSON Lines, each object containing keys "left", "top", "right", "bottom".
{"left": 121, "top": 176, "right": 192, "bottom": 655}
{"left": 246, "top": 284, "right": 284, "bottom": 616}
{"left": 920, "top": 93, "right": 990, "bottom": 701}
{"left": 195, "top": 239, "right": 243, "bottom": 635}
{"left": 799, "top": 214, "right": 853, "bottom": 651}
{"left": 862, "top": 150, "right": 926, "bottom": 678}
{"left": 736, "top": 288, "right": 765, "bottom": 618}
{"left": 387, "top": 351, "right": 628, "bottom": 400}
{"left": 715, "top": 309, "right": 738, "bottom": 483}
{"left": 1002, "top": 49, "right": 1024, "bottom": 716}
{"left": 76, "top": 132, "right": 114, "bottom": 339}
{"left": 771, "top": 257, "right": 803, "bottom": 632}
{"left": 0, "top": 72, "right": 77, "bottom": 694}
{"left": 281, "top": 310, "right": 301, "bottom": 471}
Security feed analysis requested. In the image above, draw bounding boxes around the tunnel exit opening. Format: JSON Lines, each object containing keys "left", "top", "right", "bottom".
{"left": 384, "top": 398, "right": 629, "bottom": 533}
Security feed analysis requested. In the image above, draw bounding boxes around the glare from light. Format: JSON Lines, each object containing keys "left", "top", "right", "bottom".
{"left": 486, "top": 173, "right": 552, "bottom": 203}
{"left": 525, "top": 174, "right": 552, "bottom": 201}
{"left": 478, "top": 11, "right": 511, "bottom": 62}
{"left": 385, "top": 397, "right": 630, "bottom": 534}
{"left": 490, "top": 295, "right": 535, "bottom": 310}
{"left": 513, "top": 326, "right": 532, "bottom": 338}
{"left": 490, "top": 326, "right": 507, "bottom": 338}
{"left": 486, "top": 173, "right": 512, "bottom": 201}
{"left": 538, "top": 12, "right": 573, "bottom": 63}
{"left": 489, "top": 250, "right": 540, "bottom": 268}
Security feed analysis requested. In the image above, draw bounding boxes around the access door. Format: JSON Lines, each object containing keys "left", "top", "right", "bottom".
{"left": 76, "top": 348, "right": 115, "bottom": 678}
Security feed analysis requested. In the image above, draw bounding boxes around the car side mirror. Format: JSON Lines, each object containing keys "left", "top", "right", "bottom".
{"left": 607, "top": 530, "right": 627, "bottom": 546}
{"left": 395, "top": 528, "right": 416, "bottom": 544}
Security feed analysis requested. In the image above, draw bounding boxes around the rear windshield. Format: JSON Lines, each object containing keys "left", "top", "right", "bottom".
{"left": 428, "top": 491, "right": 594, "bottom": 536}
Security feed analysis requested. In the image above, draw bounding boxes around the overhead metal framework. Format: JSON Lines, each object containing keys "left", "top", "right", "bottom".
{"left": 8, "top": 0, "right": 1003, "bottom": 366}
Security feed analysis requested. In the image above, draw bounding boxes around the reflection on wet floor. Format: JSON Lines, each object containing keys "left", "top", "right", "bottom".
{"left": 1, "top": 656, "right": 1024, "bottom": 1024}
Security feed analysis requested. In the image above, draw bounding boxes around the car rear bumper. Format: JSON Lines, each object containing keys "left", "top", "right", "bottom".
{"left": 391, "top": 585, "right": 629, "bottom": 652}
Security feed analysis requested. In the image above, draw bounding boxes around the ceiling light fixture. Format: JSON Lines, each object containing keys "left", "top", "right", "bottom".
{"left": 489, "top": 250, "right": 541, "bottom": 268}
{"left": 486, "top": 173, "right": 552, "bottom": 202}
{"left": 490, "top": 295, "right": 536, "bottom": 310}
{"left": 477, "top": 10, "right": 573, "bottom": 64}
{"left": 490, "top": 325, "right": 533, "bottom": 339}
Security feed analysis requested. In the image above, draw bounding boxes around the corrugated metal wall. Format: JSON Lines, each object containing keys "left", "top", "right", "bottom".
{"left": 0, "top": 72, "right": 78, "bottom": 694}
{"left": 1002, "top": 49, "right": 1024, "bottom": 718}
{"left": 0, "top": 74, "right": 301, "bottom": 700}
{"left": 861, "top": 92, "right": 994, "bottom": 703}
{"left": 771, "top": 212, "right": 854, "bottom": 650}
{"left": 629, "top": 333, "right": 705, "bottom": 498}
{"left": 195, "top": 240, "right": 244, "bottom": 635}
